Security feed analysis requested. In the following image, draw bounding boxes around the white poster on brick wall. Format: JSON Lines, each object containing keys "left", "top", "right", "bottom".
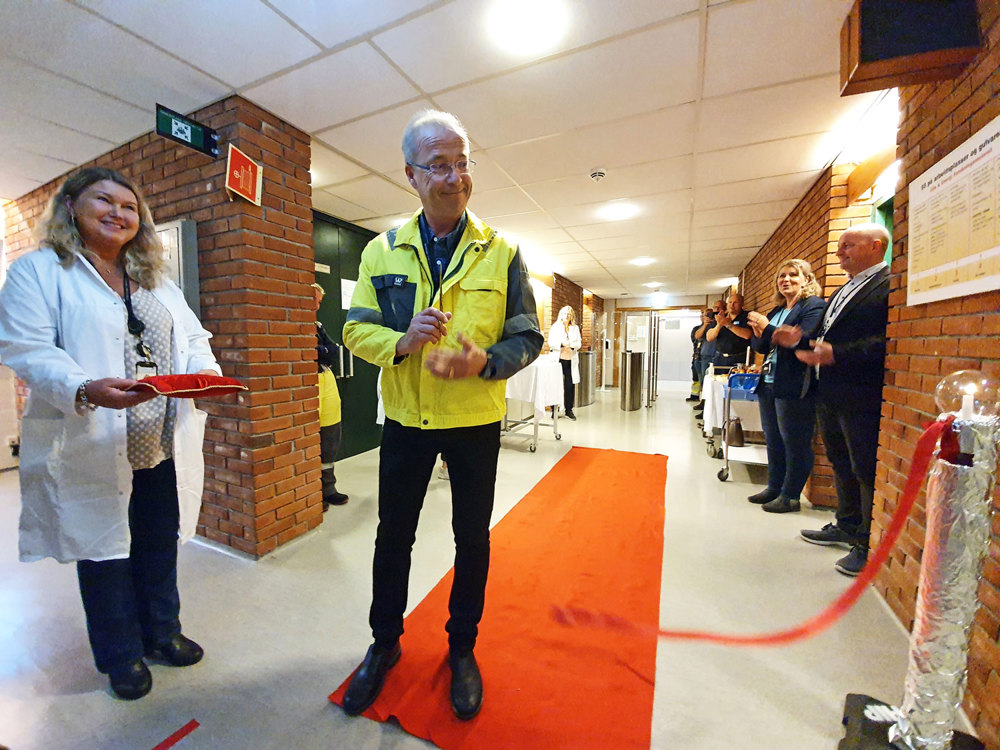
{"left": 908, "top": 114, "right": 1000, "bottom": 305}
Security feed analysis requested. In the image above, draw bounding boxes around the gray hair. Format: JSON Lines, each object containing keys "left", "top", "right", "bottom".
{"left": 402, "top": 109, "right": 469, "bottom": 163}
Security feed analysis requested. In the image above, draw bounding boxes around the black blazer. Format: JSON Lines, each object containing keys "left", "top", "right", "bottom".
{"left": 751, "top": 295, "right": 826, "bottom": 399}
{"left": 807, "top": 267, "right": 889, "bottom": 410}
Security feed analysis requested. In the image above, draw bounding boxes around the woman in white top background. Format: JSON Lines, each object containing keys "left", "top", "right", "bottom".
{"left": 547, "top": 305, "right": 582, "bottom": 420}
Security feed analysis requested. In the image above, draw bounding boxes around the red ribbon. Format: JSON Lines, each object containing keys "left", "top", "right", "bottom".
{"left": 554, "top": 416, "right": 954, "bottom": 645}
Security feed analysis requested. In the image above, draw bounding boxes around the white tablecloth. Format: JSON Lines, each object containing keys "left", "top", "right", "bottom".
{"left": 506, "top": 355, "right": 564, "bottom": 418}
{"left": 702, "top": 372, "right": 762, "bottom": 436}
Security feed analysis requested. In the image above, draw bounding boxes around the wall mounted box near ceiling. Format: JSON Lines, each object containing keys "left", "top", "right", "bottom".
{"left": 840, "top": 0, "right": 981, "bottom": 96}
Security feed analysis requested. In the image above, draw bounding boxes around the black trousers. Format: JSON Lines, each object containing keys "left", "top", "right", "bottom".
{"left": 76, "top": 459, "right": 181, "bottom": 674}
{"left": 320, "top": 421, "right": 342, "bottom": 498}
{"left": 560, "top": 358, "right": 574, "bottom": 413}
{"left": 816, "top": 400, "right": 881, "bottom": 546}
{"left": 371, "top": 419, "right": 500, "bottom": 653}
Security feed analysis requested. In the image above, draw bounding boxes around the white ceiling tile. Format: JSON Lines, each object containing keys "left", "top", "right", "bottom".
{"left": 269, "top": 0, "right": 437, "bottom": 48}
{"left": 703, "top": 0, "right": 853, "bottom": 98}
{"left": 486, "top": 104, "right": 697, "bottom": 185}
{"left": 579, "top": 236, "right": 640, "bottom": 253}
{"left": 693, "top": 172, "right": 817, "bottom": 210}
{"left": 468, "top": 187, "right": 538, "bottom": 218}
{"left": 523, "top": 159, "right": 692, "bottom": 211}
{"left": 698, "top": 75, "right": 879, "bottom": 152}
{"left": 694, "top": 133, "right": 830, "bottom": 187}
{"left": 315, "top": 99, "right": 435, "bottom": 174}
{"left": 0, "top": 1, "right": 230, "bottom": 111}
{"left": 692, "top": 199, "right": 798, "bottom": 228}
{"left": 515, "top": 227, "right": 573, "bottom": 246}
{"left": 328, "top": 175, "right": 421, "bottom": 216}
{"left": 0, "top": 171, "right": 44, "bottom": 202}
{"left": 435, "top": 17, "right": 700, "bottom": 149}
{"left": 309, "top": 142, "right": 369, "bottom": 188}
{"left": 76, "top": 0, "right": 321, "bottom": 88}
{"left": 313, "top": 190, "right": 372, "bottom": 222}
{"left": 691, "top": 221, "right": 779, "bottom": 241}
{"left": 547, "top": 190, "right": 691, "bottom": 228}
{"left": 375, "top": 0, "right": 699, "bottom": 93}
{"left": 356, "top": 215, "right": 416, "bottom": 234}
{"left": 242, "top": 44, "right": 420, "bottom": 132}
{"left": 0, "top": 149, "right": 76, "bottom": 182}
{"left": 485, "top": 212, "right": 559, "bottom": 233}
{"left": 0, "top": 112, "right": 116, "bottom": 166}
{"left": 690, "top": 237, "right": 770, "bottom": 253}
{"left": 0, "top": 58, "right": 149, "bottom": 142}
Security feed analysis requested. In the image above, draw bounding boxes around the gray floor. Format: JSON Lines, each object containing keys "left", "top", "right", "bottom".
{"left": 1, "top": 386, "right": 918, "bottom": 749}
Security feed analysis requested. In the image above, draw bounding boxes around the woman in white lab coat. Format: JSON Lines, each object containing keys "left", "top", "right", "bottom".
{"left": 0, "top": 167, "right": 221, "bottom": 701}
{"left": 547, "top": 305, "right": 582, "bottom": 420}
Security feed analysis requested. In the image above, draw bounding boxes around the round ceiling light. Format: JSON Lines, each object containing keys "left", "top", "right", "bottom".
{"left": 597, "top": 201, "right": 640, "bottom": 222}
{"left": 487, "top": 0, "right": 570, "bottom": 56}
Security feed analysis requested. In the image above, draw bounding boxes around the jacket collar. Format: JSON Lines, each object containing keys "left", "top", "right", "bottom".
{"left": 393, "top": 209, "right": 492, "bottom": 252}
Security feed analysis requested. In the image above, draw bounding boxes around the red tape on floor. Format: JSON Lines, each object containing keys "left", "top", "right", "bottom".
{"left": 151, "top": 719, "right": 199, "bottom": 750}
{"left": 554, "top": 417, "right": 953, "bottom": 645}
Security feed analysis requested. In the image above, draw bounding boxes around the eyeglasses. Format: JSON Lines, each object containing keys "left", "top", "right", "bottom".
{"left": 407, "top": 159, "right": 476, "bottom": 178}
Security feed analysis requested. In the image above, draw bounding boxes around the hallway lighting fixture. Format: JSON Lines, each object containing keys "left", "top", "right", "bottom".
{"left": 597, "top": 201, "right": 640, "bottom": 221}
{"left": 643, "top": 281, "right": 663, "bottom": 288}
{"left": 486, "top": 0, "right": 569, "bottom": 56}
{"left": 650, "top": 291, "right": 668, "bottom": 307}
{"left": 630, "top": 257, "right": 655, "bottom": 266}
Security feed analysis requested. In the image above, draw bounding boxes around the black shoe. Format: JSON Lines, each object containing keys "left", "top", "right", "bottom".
{"left": 342, "top": 643, "right": 401, "bottom": 716}
{"left": 565, "top": 411, "right": 577, "bottom": 421}
{"left": 108, "top": 660, "right": 152, "bottom": 700}
{"left": 693, "top": 410, "right": 704, "bottom": 419}
{"left": 800, "top": 523, "right": 855, "bottom": 549}
{"left": 325, "top": 492, "right": 349, "bottom": 507}
{"left": 835, "top": 545, "right": 869, "bottom": 577}
{"left": 761, "top": 495, "right": 800, "bottom": 513}
{"left": 146, "top": 634, "right": 204, "bottom": 666}
{"left": 449, "top": 650, "right": 483, "bottom": 720}
{"left": 692, "top": 400, "right": 705, "bottom": 410}
{"left": 685, "top": 394, "right": 699, "bottom": 402}
{"left": 747, "top": 488, "right": 780, "bottom": 504}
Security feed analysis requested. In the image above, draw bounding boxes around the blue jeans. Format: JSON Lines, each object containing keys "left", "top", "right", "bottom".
{"left": 76, "top": 460, "right": 181, "bottom": 673}
{"left": 756, "top": 382, "right": 817, "bottom": 499}
{"left": 371, "top": 419, "right": 500, "bottom": 653}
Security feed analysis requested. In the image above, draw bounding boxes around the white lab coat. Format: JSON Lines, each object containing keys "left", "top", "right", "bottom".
{"left": 0, "top": 248, "right": 221, "bottom": 563}
{"left": 547, "top": 322, "right": 582, "bottom": 384}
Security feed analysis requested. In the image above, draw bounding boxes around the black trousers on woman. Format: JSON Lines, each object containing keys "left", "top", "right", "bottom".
{"left": 370, "top": 419, "right": 500, "bottom": 653}
{"left": 559, "top": 358, "right": 575, "bottom": 414}
{"left": 76, "top": 459, "right": 182, "bottom": 674}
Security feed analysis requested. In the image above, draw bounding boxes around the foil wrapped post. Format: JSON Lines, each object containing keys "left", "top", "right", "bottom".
{"left": 889, "top": 370, "right": 1000, "bottom": 750}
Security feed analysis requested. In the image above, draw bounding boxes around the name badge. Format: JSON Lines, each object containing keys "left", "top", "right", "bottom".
{"left": 136, "top": 361, "right": 158, "bottom": 379}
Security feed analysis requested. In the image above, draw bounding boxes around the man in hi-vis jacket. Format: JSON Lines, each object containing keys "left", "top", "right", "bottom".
{"left": 341, "top": 109, "right": 543, "bottom": 720}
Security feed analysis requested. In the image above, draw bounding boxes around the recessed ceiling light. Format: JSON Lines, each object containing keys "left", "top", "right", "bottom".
{"left": 597, "top": 201, "right": 640, "bottom": 221}
{"left": 486, "top": 0, "right": 569, "bottom": 57}
{"left": 650, "top": 291, "right": 668, "bottom": 306}
{"left": 643, "top": 281, "right": 662, "bottom": 288}
{"left": 630, "top": 257, "right": 655, "bottom": 266}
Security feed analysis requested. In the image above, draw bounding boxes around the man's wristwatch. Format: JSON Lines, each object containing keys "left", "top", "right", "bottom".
{"left": 75, "top": 379, "right": 97, "bottom": 414}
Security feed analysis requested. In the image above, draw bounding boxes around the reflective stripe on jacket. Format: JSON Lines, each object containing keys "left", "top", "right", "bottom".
{"left": 344, "top": 210, "right": 542, "bottom": 429}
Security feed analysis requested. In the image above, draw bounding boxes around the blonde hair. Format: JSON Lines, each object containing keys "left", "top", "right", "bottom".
{"left": 771, "top": 258, "right": 821, "bottom": 306}
{"left": 37, "top": 167, "right": 165, "bottom": 289}
{"left": 558, "top": 305, "right": 576, "bottom": 326}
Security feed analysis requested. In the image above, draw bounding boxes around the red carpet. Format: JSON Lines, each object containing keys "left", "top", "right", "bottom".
{"left": 330, "top": 446, "right": 667, "bottom": 749}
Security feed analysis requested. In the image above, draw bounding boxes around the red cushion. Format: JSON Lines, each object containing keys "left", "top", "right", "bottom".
{"left": 127, "top": 374, "right": 247, "bottom": 398}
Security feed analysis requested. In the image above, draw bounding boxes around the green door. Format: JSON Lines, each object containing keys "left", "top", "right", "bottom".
{"left": 313, "top": 212, "right": 382, "bottom": 459}
{"left": 872, "top": 197, "right": 893, "bottom": 265}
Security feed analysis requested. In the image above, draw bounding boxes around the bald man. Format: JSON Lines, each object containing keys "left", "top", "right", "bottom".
{"left": 795, "top": 223, "right": 890, "bottom": 576}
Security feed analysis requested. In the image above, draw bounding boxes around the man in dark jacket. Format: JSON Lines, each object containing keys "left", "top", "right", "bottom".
{"left": 796, "top": 223, "right": 890, "bottom": 576}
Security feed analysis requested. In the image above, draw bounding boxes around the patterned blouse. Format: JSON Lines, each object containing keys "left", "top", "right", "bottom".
{"left": 124, "top": 286, "right": 176, "bottom": 470}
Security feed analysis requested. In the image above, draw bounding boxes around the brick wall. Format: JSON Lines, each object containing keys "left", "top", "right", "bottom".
{"left": 739, "top": 165, "right": 874, "bottom": 509}
{"left": 875, "top": 4, "right": 1000, "bottom": 744}
{"left": 1, "top": 95, "right": 321, "bottom": 558}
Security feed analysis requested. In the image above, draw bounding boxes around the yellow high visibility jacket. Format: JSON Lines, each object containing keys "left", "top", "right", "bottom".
{"left": 344, "top": 210, "right": 542, "bottom": 430}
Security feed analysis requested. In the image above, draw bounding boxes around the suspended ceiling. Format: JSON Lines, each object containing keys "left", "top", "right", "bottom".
{"left": 0, "top": 0, "right": 887, "bottom": 298}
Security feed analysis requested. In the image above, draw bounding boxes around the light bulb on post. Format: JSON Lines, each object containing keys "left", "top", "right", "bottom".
{"left": 933, "top": 370, "right": 1000, "bottom": 418}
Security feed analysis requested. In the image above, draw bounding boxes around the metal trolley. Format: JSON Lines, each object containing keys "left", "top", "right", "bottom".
{"left": 716, "top": 370, "right": 768, "bottom": 482}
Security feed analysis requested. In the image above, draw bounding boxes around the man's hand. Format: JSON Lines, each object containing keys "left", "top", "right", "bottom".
{"left": 85, "top": 378, "right": 158, "bottom": 409}
{"left": 424, "top": 332, "right": 488, "bottom": 380}
{"left": 771, "top": 325, "right": 803, "bottom": 349}
{"left": 396, "top": 307, "right": 451, "bottom": 357}
{"left": 715, "top": 310, "right": 732, "bottom": 327}
{"left": 795, "top": 340, "right": 834, "bottom": 367}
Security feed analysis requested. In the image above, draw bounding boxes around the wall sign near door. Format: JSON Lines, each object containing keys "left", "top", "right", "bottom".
{"left": 225, "top": 144, "right": 263, "bottom": 206}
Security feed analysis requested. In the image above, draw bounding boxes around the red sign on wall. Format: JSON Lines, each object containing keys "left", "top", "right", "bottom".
{"left": 225, "top": 144, "right": 263, "bottom": 206}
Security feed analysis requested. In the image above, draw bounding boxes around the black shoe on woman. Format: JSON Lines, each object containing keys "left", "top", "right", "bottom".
{"left": 109, "top": 660, "right": 152, "bottom": 700}
{"left": 565, "top": 411, "right": 577, "bottom": 421}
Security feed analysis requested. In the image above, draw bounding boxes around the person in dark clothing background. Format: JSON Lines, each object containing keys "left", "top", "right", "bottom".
{"left": 311, "top": 283, "right": 348, "bottom": 511}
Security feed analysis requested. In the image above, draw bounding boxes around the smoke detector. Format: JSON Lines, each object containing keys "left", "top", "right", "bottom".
{"left": 589, "top": 167, "right": 607, "bottom": 182}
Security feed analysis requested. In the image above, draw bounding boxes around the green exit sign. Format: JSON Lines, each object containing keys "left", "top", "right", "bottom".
{"left": 155, "top": 104, "right": 220, "bottom": 157}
